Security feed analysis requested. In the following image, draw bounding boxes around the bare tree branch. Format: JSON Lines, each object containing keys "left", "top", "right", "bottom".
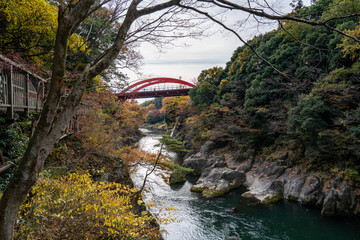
{"left": 178, "top": 2, "right": 291, "bottom": 80}
{"left": 199, "top": 0, "right": 360, "bottom": 42}
{"left": 278, "top": 20, "right": 328, "bottom": 52}
{"left": 139, "top": 142, "right": 164, "bottom": 193}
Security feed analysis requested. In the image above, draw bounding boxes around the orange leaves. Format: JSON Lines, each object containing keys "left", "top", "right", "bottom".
{"left": 77, "top": 92, "right": 144, "bottom": 152}
{"left": 161, "top": 96, "right": 192, "bottom": 124}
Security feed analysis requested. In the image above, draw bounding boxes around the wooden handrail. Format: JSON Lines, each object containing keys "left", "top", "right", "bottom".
{"left": 0, "top": 54, "right": 46, "bottom": 118}
{"left": 0, "top": 163, "right": 14, "bottom": 174}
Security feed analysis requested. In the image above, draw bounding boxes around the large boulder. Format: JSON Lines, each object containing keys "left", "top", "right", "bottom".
{"left": 191, "top": 167, "right": 246, "bottom": 198}
{"left": 299, "top": 175, "right": 322, "bottom": 205}
{"left": 182, "top": 147, "right": 226, "bottom": 176}
{"left": 262, "top": 180, "right": 284, "bottom": 203}
{"left": 242, "top": 179, "right": 284, "bottom": 203}
{"left": 336, "top": 181, "right": 356, "bottom": 216}
{"left": 207, "top": 154, "right": 227, "bottom": 168}
{"left": 283, "top": 173, "right": 306, "bottom": 201}
{"left": 321, "top": 175, "right": 356, "bottom": 217}
{"left": 321, "top": 189, "right": 337, "bottom": 217}
{"left": 182, "top": 154, "right": 208, "bottom": 175}
{"left": 199, "top": 141, "right": 216, "bottom": 159}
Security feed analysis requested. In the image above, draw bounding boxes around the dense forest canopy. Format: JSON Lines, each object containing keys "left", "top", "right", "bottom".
{"left": 185, "top": 0, "right": 360, "bottom": 183}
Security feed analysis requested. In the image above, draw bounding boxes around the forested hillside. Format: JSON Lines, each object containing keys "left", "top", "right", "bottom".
{"left": 178, "top": 0, "right": 360, "bottom": 186}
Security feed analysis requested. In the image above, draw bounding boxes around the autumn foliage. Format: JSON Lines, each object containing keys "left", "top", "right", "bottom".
{"left": 15, "top": 172, "right": 160, "bottom": 240}
{"left": 78, "top": 91, "right": 145, "bottom": 152}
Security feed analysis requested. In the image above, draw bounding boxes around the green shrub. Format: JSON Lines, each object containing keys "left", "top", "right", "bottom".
{"left": 288, "top": 95, "right": 331, "bottom": 137}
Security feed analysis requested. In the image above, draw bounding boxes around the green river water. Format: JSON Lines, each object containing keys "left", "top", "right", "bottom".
{"left": 131, "top": 128, "right": 360, "bottom": 240}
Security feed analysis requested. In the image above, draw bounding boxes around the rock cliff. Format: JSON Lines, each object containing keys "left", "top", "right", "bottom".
{"left": 182, "top": 141, "right": 359, "bottom": 217}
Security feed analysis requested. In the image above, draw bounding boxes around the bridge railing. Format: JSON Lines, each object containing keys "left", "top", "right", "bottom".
{"left": 0, "top": 54, "right": 46, "bottom": 118}
{"left": 135, "top": 85, "right": 191, "bottom": 92}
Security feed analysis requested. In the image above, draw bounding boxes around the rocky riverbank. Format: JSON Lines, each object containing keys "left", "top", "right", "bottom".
{"left": 182, "top": 141, "right": 359, "bottom": 217}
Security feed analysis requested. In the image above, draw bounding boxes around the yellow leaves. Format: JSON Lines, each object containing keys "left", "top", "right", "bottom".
{"left": 218, "top": 79, "right": 228, "bottom": 93}
{"left": 236, "top": 48, "right": 250, "bottom": 73}
{"left": 197, "top": 66, "right": 224, "bottom": 83}
{"left": 68, "top": 33, "right": 91, "bottom": 54}
{"left": 16, "top": 172, "right": 160, "bottom": 239}
{"left": 229, "top": 48, "right": 250, "bottom": 74}
{"left": 337, "top": 21, "right": 360, "bottom": 61}
{"left": 255, "top": 107, "right": 269, "bottom": 113}
{"left": 161, "top": 96, "right": 191, "bottom": 122}
{"left": 1, "top": 0, "right": 58, "bottom": 65}
{"left": 322, "top": 0, "right": 360, "bottom": 20}
{"left": 4, "top": 0, "right": 57, "bottom": 31}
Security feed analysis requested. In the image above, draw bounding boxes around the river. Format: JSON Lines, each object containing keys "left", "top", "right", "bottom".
{"left": 131, "top": 128, "right": 360, "bottom": 240}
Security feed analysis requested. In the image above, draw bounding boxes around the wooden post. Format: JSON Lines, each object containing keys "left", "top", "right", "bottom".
{"left": 7, "top": 65, "right": 14, "bottom": 119}
{"left": 26, "top": 73, "right": 29, "bottom": 113}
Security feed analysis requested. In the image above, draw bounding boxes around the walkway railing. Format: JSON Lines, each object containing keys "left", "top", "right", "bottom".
{"left": 0, "top": 54, "right": 46, "bottom": 118}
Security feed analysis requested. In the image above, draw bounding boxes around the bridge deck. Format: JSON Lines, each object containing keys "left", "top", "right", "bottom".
{"left": 116, "top": 88, "right": 191, "bottom": 100}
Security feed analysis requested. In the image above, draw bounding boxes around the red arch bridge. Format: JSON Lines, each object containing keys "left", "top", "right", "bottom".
{"left": 116, "top": 77, "right": 195, "bottom": 100}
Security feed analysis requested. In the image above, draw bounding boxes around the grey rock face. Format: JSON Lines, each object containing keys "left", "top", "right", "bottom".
{"left": 266, "top": 165, "right": 287, "bottom": 179}
{"left": 262, "top": 180, "right": 284, "bottom": 203}
{"left": 225, "top": 237, "right": 242, "bottom": 240}
{"left": 283, "top": 173, "right": 306, "bottom": 201}
{"left": 199, "top": 141, "right": 216, "bottom": 159}
{"left": 331, "top": 175, "right": 344, "bottom": 188}
{"left": 183, "top": 146, "right": 358, "bottom": 217}
{"left": 191, "top": 167, "right": 246, "bottom": 198}
{"left": 208, "top": 154, "right": 227, "bottom": 168}
{"left": 321, "top": 176, "right": 356, "bottom": 217}
{"left": 337, "top": 181, "right": 356, "bottom": 216}
{"left": 300, "top": 176, "right": 322, "bottom": 205}
{"left": 235, "top": 158, "right": 254, "bottom": 173}
{"left": 230, "top": 150, "right": 247, "bottom": 164}
{"left": 227, "top": 149, "right": 254, "bottom": 169}
{"left": 321, "top": 189, "right": 337, "bottom": 217}
{"left": 182, "top": 154, "right": 208, "bottom": 175}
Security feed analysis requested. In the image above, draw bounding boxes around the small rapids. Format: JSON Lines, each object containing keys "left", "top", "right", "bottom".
{"left": 131, "top": 128, "right": 360, "bottom": 240}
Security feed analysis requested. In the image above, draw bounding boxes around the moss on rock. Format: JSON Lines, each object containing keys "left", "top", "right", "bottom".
{"left": 263, "top": 194, "right": 282, "bottom": 203}
{"left": 190, "top": 185, "right": 205, "bottom": 192}
{"left": 202, "top": 188, "right": 227, "bottom": 198}
{"left": 169, "top": 170, "right": 187, "bottom": 184}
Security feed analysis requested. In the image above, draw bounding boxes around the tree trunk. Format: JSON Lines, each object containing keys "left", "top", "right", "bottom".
{"left": 0, "top": 150, "right": 5, "bottom": 165}
{"left": 0, "top": 105, "right": 77, "bottom": 239}
{"left": 0, "top": 2, "right": 76, "bottom": 238}
{"left": 0, "top": 0, "right": 179, "bottom": 238}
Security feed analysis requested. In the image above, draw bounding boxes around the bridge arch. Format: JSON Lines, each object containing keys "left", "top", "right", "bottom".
{"left": 120, "top": 77, "right": 195, "bottom": 93}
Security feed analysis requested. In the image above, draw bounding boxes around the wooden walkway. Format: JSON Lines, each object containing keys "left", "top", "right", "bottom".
{"left": 0, "top": 54, "right": 46, "bottom": 118}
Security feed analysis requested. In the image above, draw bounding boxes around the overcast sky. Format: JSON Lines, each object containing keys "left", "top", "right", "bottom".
{"left": 123, "top": 0, "right": 306, "bottom": 86}
{"left": 133, "top": 33, "right": 241, "bottom": 82}
{"left": 125, "top": 28, "right": 271, "bottom": 85}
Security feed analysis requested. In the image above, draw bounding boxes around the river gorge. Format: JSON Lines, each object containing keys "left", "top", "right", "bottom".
{"left": 131, "top": 128, "right": 360, "bottom": 240}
